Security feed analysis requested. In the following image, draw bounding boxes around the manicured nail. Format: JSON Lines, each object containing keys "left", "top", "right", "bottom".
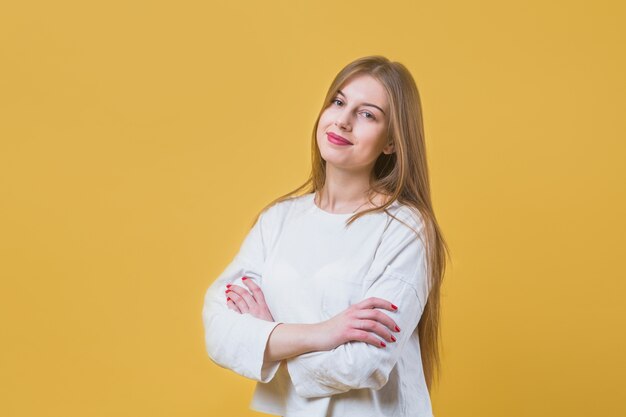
{"left": 391, "top": 335, "right": 396, "bottom": 342}
{"left": 380, "top": 341, "right": 386, "bottom": 347}
{"left": 225, "top": 289, "right": 231, "bottom": 293}
{"left": 226, "top": 297, "right": 231, "bottom": 301}
{"left": 391, "top": 304, "right": 398, "bottom": 310}
{"left": 242, "top": 277, "right": 248, "bottom": 280}
{"left": 395, "top": 326, "right": 401, "bottom": 332}
{"left": 226, "top": 284, "right": 232, "bottom": 288}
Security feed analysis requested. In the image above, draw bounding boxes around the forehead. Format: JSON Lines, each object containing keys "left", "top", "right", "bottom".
{"left": 337, "top": 74, "right": 388, "bottom": 108}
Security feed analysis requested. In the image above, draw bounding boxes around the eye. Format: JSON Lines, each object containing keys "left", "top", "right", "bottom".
{"left": 331, "top": 98, "right": 343, "bottom": 106}
{"left": 361, "top": 111, "right": 375, "bottom": 120}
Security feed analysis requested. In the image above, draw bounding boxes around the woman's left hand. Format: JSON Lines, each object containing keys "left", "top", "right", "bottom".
{"left": 225, "top": 278, "right": 275, "bottom": 322}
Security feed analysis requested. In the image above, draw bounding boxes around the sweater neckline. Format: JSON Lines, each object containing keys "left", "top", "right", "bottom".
{"left": 307, "top": 192, "right": 398, "bottom": 218}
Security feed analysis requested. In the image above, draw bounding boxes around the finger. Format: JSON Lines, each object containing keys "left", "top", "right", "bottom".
{"left": 226, "top": 297, "right": 242, "bottom": 313}
{"left": 241, "top": 278, "right": 267, "bottom": 304}
{"left": 353, "top": 318, "right": 396, "bottom": 344}
{"left": 346, "top": 328, "right": 388, "bottom": 348}
{"left": 356, "top": 297, "right": 398, "bottom": 312}
{"left": 355, "top": 309, "right": 401, "bottom": 334}
{"left": 228, "top": 285, "right": 257, "bottom": 311}
{"left": 226, "top": 287, "right": 250, "bottom": 313}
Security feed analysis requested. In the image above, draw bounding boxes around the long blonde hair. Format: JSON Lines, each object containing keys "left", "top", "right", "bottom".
{"left": 251, "top": 55, "right": 451, "bottom": 393}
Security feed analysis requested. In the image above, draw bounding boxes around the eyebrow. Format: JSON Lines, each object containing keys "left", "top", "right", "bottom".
{"left": 337, "top": 90, "right": 386, "bottom": 115}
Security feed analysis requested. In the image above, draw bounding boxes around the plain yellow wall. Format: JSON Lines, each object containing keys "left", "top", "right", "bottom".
{"left": 1, "top": 1, "right": 625, "bottom": 416}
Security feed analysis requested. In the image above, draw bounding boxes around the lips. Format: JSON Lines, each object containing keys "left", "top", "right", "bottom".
{"left": 327, "top": 132, "right": 353, "bottom": 145}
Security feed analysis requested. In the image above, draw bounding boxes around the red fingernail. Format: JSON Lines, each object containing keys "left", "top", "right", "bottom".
{"left": 391, "top": 304, "right": 398, "bottom": 310}
{"left": 242, "top": 277, "right": 248, "bottom": 280}
{"left": 380, "top": 341, "right": 386, "bottom": 347}
{"left": 391, "top": 335, "right": 396, "bottom": 342}
{"left": 225, "top": 289, "right": 231, "bottom": 293}
{"left": 226, "top": 284, "right": 232, "bottom": 288}
{"left": 395, "top": 326, "right": 401, "bottom": 332}
{"left": 226, "top": 297, "right": 231, "bottom": 301}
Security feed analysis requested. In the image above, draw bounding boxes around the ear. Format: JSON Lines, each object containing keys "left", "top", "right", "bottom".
{"left": 382, "top": 139, "right": 395, "bottom": 155}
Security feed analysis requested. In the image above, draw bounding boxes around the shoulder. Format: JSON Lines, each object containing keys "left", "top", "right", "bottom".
{"left": 368, "top": 202, "right": 429, "bottom": 288}
{"left": 385, "top": 202, "right": 426, "bottom": 237}
{"left": 258, "top": 193, "right": 310, "bottom": 225}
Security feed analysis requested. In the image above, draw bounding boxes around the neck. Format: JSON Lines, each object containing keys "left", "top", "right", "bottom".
{"left": 316, "top": 164, "right": 375, "bottom": 212}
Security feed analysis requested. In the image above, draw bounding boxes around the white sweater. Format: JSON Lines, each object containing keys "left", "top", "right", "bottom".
{"left": 202, "top": 192, "right": 434, "bottom": 417}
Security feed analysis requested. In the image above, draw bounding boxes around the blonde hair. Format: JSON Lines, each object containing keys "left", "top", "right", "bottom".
{"left": 252, "top": 55, "right": 451, "bottom": 393}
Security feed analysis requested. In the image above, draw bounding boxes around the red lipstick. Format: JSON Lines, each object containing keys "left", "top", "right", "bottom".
{"left": 327, "top": 132, "right": 353, "bottom": 146}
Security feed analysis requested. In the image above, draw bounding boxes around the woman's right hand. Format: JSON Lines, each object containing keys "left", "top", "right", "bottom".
{"left": 315, "top": 297, "right": 401, "bottom": 350}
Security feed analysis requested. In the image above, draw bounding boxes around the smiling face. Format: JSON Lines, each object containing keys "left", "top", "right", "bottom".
{"left": 316, "top": 74, "right": 394, "bottom": 173}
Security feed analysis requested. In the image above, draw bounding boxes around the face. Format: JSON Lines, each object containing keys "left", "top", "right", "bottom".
{"left": 316, "top": 74, "right": 394, "bottom": 172}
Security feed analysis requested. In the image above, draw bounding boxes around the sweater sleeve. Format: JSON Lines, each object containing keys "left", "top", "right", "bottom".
{"left": 201, "top": 208, "right": 283, "bottom": 383}
{"left": 286, "top": 208, "right": 431, "bottom": 398}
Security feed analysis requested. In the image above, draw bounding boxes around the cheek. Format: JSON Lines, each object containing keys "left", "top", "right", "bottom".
{"left": 316, "top": 110, "right": 335, "bottom": 138}
{"left": 357, "top": 124, "right": 386, "bottom": 146}
{"left": 318, "top": 109, "right": 334, "bottom": 127}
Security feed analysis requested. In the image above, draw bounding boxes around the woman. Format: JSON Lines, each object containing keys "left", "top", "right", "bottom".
{"left": 202, "top": 55, "right": 450, "bottom": 417}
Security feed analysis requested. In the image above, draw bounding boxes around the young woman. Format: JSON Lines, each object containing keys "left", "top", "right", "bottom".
{"left": 202, "top": 55, "right": 450, "bottom": 417}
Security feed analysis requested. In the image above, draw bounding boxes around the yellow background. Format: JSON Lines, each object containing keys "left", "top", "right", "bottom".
{"left": 1, "top": 1, "right": 625, "bottom": 416}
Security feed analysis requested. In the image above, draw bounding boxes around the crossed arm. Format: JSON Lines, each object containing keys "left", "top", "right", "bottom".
{"left": 226, "top": 277, "right": 401, "bottom": 361}
{"left": 218, "top": 269, "right": 424, "bottom": 398}
{"left": 202, "top": 206, "right": 428, "bottom": 398}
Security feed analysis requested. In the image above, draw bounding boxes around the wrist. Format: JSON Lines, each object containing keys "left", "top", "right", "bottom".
{"left": 302, "top": 321, "right": 326, "bottom": 352}
{"left": 283, "top": 322, "right": 325, "bottom": 354}
{"left": 265, "top": 322, "right": 326, "bottom": 362}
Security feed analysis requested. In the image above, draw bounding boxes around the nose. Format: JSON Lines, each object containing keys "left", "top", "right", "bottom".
{"left": 334, "top": 116, "right": 350, "bottom": 130}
